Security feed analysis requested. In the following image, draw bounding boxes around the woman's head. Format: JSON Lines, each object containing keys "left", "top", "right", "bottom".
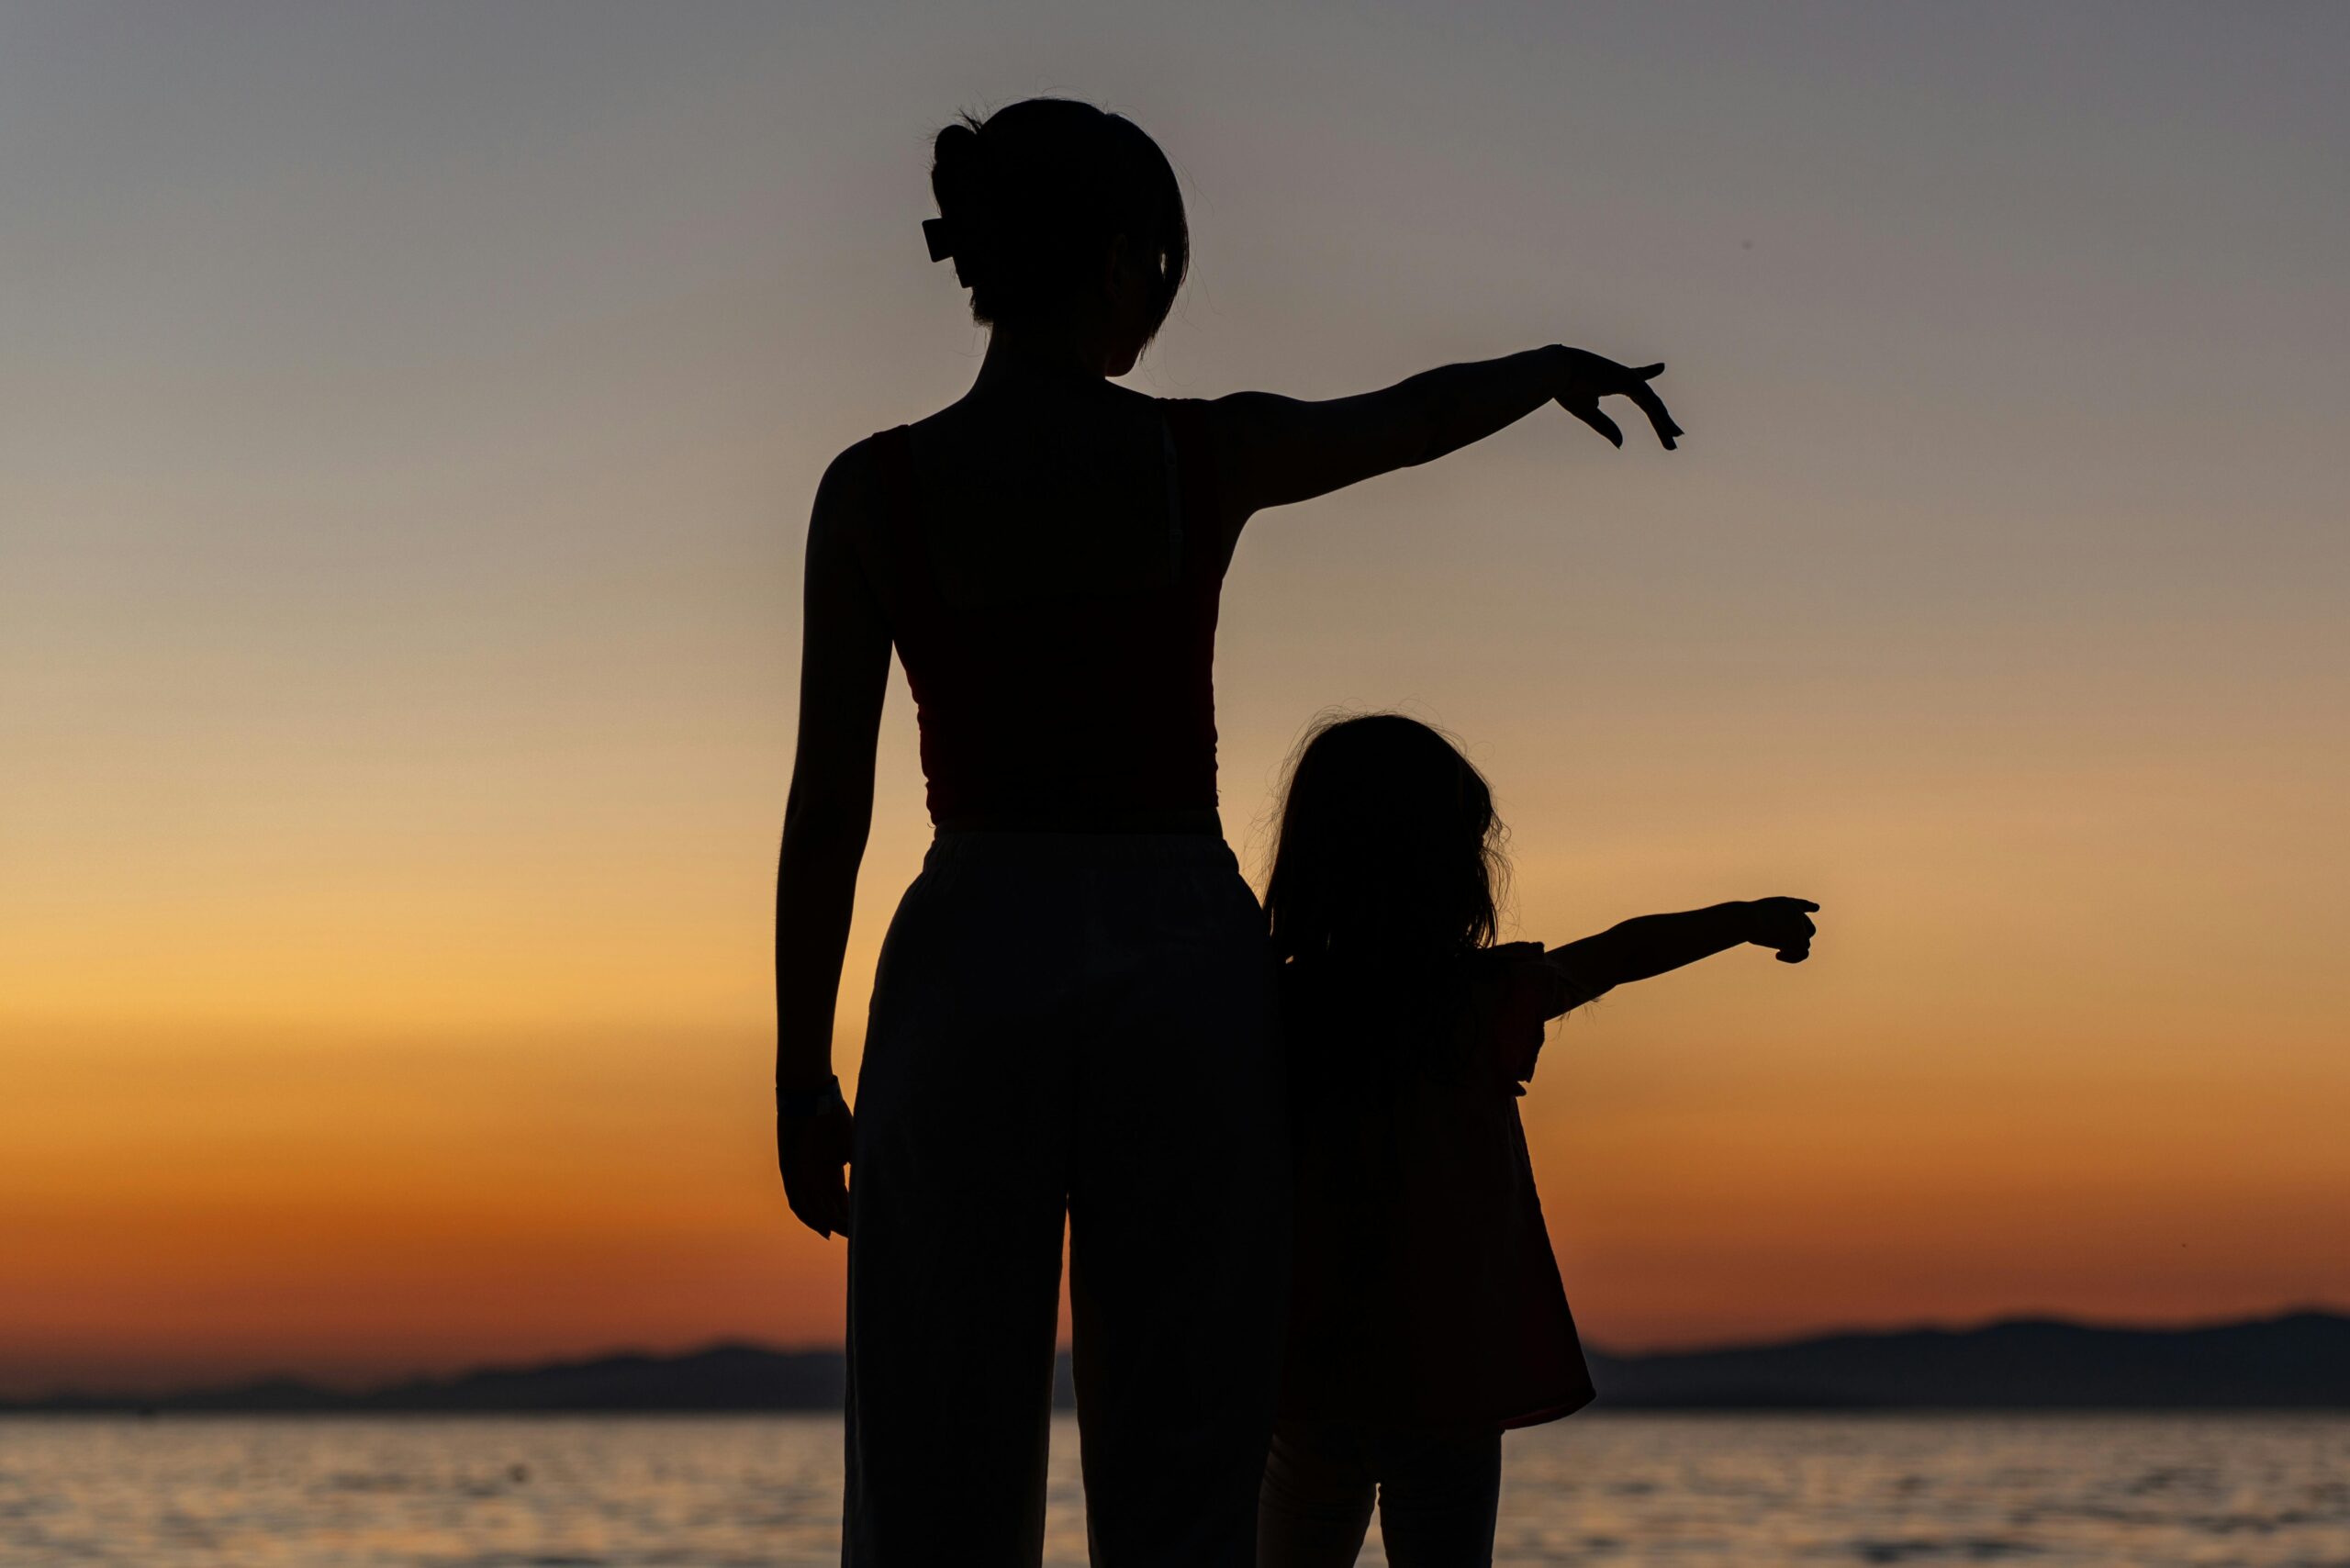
{"left": 928, "top": 98, "right": 1188, "bottom": 373}
{"left": 1265, "top": 713, "right": 1508, "bottom": 965}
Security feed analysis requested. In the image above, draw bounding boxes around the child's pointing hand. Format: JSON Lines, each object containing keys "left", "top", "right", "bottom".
{"left": 1743, "top": 898, "right": 1820, "bottom": 963}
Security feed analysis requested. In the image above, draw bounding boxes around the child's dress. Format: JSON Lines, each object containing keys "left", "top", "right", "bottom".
{"left": 1277, "top": 940, "right": 1600, "bottom": 1434}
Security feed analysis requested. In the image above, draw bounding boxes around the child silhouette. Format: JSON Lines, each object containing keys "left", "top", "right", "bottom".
{"left": 1256, "top": 713, "right": 1818, "bottom": 1568}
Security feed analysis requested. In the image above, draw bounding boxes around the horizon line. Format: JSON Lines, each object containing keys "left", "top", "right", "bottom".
{"left": 14, "top": 1302, "right": 2344, "bottom": 1407}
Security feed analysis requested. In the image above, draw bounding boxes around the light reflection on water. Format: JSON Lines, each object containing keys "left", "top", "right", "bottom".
{"left": 2, "top": 1414, "right": 2345, "bottom": 1566}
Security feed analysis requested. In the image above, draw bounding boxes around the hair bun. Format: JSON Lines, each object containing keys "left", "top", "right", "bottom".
{"left": 929, "top": 119, "right": 993, "bottom": 286}
{"left": 931, "top": 121, "right": 985, "bottom": 204}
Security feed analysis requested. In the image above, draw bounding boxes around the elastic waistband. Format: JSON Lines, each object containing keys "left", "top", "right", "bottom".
{"left": 926, "top": 828, "right": 1239, "bottom": 868}
{"left": 932, "top": 807, "right": 1223, "bottom": 837}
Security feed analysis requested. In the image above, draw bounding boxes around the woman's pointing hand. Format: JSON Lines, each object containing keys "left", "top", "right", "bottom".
{"left": 1554, "top": 348, "right": 1682, "bottom": 451}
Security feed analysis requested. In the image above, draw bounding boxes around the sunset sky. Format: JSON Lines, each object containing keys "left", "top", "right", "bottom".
{"left": 4, "top": 1, "right": 2346, "bottom": 1398}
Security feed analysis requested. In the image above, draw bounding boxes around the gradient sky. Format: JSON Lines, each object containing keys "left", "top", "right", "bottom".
{"left": 4, "top": 1, "right": 2346, "bottom": 1397}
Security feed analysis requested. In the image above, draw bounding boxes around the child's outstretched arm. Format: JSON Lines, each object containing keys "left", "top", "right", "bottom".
{"left": 1205, "top": 345, "right": 1682, "bottom": 517}
{"left": 1547, "top": 898, "right": 1818, "bottom": 1002}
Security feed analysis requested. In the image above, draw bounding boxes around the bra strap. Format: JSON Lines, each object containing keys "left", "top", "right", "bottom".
{"left": 1161, "top": 398, "right": 1237, "bottom": 581}
{"left": 869, "top": 423, "right": 942, "bottom": 614}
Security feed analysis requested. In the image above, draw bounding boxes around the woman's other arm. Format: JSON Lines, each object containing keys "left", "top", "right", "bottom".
{"left": 1207, "top": 344, "right": 1682, "bottom": 517}
{"left": 774, "top": 446, "right": 892, "bottom": 1238}
{"left": 1546, "top": 898, "right": 1818, "bottom": 1002}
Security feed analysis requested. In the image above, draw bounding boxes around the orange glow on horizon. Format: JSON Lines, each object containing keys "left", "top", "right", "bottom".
{"left": 6, "top": 2, "right": 2346, "bottom": 1402}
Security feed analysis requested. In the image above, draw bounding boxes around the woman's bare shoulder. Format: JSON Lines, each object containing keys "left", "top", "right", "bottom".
{"left": 808, "top": 432, "right": 895, "bottom": 556}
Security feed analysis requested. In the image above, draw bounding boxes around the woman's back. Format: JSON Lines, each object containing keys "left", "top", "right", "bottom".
{"left": 856, "top": 377, "right": 1232, "bottom": 829}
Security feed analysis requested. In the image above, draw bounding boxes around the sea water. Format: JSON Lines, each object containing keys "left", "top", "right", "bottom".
{"left": 2, "top": 1413, "right": 2344, "bottom": 1566}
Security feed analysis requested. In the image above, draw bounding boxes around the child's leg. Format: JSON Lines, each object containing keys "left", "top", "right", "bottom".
{"left": 1372, "top": 1428, "right": 1503, "bottom": 1568}
{"left": 1257, "top": 1422, "right": 1378, "bottom": 1568}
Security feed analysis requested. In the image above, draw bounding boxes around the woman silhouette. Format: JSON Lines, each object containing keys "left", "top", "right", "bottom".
{"left": 774, "top": 97, "right": 1681, "bottom": 1567}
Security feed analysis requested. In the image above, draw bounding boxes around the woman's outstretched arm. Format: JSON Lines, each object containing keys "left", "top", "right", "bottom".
{"left": 774, "top": 446, "right": 892, "bottom": 1238}
{"left": 1546, "top": 897, "right": 1818, "bottom": 1003}
{"left": 1207, "top": 345, "right": 1682, "bottom": 517}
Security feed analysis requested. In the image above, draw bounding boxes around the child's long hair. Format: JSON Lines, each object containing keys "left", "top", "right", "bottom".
{"left": 1265, "top": 712, "right": 1508, "bottom": 967}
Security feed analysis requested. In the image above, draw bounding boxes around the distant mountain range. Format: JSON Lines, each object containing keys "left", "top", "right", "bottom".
{"left": 8, "top": 1311, "right": 2344, "bottom": 1414}
{"left": 1583, "top": 1311, "right": 2349, "bottom": 1409}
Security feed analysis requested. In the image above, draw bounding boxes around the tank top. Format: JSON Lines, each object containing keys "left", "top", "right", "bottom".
{"left": 869, "top": 399, "right": 1227, "bottom": 831}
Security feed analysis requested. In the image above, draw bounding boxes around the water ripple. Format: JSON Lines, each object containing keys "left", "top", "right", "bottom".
{"left": 0, "top": 1413, "right": 2343, "bottom": 1567}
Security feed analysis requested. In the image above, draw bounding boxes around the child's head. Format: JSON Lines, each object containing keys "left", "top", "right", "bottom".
{"left": 1265, "top": 712, "right": 1507, "bottom": 964}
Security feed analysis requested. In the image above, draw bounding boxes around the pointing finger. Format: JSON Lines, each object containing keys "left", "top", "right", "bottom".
{"left": 1563, "top": 399, "right": 1624, "bottom": 448}
{"left": 1625, "top": 382, "right": 1682, "bottom": 450}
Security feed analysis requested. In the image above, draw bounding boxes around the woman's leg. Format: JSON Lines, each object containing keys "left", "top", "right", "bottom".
{"left": 1256, "top": 1422, "right": 1378, "bottom": 1568}
{"left": 1370, "top": 1429, "right": 1503, "bottom": 1568}
{"left": 844, "top": 853, "right": 1079, "bottom": 1567}
{"left": 1066, "top": 851, "right": 1289, "bottom": 1567}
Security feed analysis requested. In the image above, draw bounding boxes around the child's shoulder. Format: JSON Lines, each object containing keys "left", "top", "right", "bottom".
{"left": 1464, "top": 943, "right": 1572, "bottom": 1087}
{"left": 1467, "top": 940, "right": 1560, "bottom": 1001}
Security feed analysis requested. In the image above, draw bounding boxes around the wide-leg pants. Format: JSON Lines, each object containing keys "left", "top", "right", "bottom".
{"left": 844, "top": 831, "right": 1289, "bottom": 1567}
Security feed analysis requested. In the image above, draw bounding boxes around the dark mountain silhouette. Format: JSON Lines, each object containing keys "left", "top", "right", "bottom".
{"left": 7, "top": 1312, "right": 2343, "bottom": 1414}
{"left": 1583, "top": 1310, "right": 2350, "bottom": 1408}
{"left": 6, "top": 1345, "right": 857, "bottom": 1416}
